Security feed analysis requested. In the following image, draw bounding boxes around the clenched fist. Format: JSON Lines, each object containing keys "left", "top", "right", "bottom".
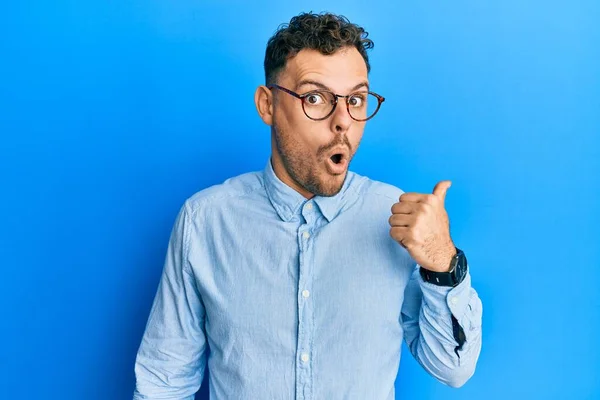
{"left": 389, "top": 180, "right": 457, "bottom": 272}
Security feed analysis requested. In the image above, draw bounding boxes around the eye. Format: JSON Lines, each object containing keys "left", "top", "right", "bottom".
{"left": 305, "top": 93, "right": 326, "bottom": 105}
{"left": 348, "top": 93, "right": 365, "bottom": 107}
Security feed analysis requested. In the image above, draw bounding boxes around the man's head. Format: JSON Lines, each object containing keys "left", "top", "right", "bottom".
{"left": 255, "top": 12, "right": 379, "bottom": 198}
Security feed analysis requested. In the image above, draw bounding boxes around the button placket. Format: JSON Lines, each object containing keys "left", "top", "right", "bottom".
{"left": 296, "top": 201, "right": 316, "bottom": 400}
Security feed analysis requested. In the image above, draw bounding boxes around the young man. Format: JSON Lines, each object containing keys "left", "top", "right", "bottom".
{"left": 134, "top": 12, "right": 482, "bottom": 400}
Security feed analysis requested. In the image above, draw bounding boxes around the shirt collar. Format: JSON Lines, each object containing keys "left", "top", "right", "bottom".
{"left": 262, "top": 157, "right": 356, "bottom": 223}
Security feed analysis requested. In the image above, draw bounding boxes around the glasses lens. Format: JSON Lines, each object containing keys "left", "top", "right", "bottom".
{"left": 348, "top": 92, "right": 380, "bottom": 121}
{"left": 302, "top": 91, "right": 336, "bottom": 120}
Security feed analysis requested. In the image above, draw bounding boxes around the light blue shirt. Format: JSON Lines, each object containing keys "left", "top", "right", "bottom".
{"left": 133, "top": 158, "right": 483, "bottom": 399}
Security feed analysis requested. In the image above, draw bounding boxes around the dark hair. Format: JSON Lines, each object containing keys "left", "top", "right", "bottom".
{"left": 264, "top": 12, "right": 374, "bottom": 85}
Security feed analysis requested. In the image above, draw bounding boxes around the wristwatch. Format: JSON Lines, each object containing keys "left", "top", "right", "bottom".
{"left": 419, "top": 247, "right": 468, "bottom": 287}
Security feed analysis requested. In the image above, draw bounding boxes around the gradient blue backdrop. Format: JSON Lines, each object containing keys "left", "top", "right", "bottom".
{"left": 1, "top": 1, "right": 599, "bottom": 399}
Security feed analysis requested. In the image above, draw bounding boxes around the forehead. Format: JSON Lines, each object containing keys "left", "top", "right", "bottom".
{"left": 279, "top": 47, "right": 369, "bottom": 91}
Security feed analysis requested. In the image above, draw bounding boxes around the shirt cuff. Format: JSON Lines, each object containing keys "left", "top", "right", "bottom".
{"left": 417, "top": 265, "right": 473, "bottom": 319}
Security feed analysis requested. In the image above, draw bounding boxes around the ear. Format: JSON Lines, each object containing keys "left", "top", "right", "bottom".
{"left": 255, "top": 85, "right": 274, "bottom": 126}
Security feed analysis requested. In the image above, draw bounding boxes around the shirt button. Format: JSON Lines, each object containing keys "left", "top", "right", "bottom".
{"left": 301, "top": 353, "right": 309, "bottom": 362}
{"left": 306, "top": 203, "right": 313, "bottom": 210}
{"left": 450, "top": 297, "right": 458, "bottom": 305}
{"left": 302, "top": 289, "right": 310, "bottom": 298}
{"left": 303, "top": 231, "right": 310, "bottom": 239}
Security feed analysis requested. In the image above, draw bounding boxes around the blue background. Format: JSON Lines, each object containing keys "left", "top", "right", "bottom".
{"left": 1, "top": 1, "right": 599, "bottom": 399}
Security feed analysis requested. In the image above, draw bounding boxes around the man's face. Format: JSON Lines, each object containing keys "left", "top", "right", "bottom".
{"left": 270, "top": 47, "right": 369, "bottom": 197}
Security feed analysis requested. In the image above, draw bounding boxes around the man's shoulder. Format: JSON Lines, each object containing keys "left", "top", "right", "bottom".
{"left": 349, "top": 170, "right": 405, "bottom": 203}
{"left": 184, "top": 169, "right": 265, "bottom": 216}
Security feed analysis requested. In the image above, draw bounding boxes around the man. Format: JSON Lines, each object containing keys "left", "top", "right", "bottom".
{"left": 134, "top": 12, "right": 482, "bottom": 400}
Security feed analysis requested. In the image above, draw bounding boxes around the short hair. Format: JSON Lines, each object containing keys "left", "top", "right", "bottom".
{"left": 264, "top": 12, "right": 374, "bottom": 85}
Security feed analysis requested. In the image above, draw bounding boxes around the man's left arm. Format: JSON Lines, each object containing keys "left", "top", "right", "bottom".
{"left": 389, "top": 180, "right": 483, "bottom": 387}
{"left": 401, "top": 261, "right": 482, "bottom": 387}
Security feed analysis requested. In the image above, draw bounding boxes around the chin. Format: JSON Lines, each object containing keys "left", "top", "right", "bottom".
{"left": 315, "top": 172, "right": 346, "bottom": 197}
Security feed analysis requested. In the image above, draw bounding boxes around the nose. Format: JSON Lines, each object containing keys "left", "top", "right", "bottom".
{"left": 329, "top": 98, "right": 353, "bottom": 134}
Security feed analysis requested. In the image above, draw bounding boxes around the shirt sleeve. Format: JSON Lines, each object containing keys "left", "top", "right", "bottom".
{"left": 133, "top": 203, "right": 208, "bottom": 399}
{"left": 401, "top": 262, "right": 483, "bottom": 388}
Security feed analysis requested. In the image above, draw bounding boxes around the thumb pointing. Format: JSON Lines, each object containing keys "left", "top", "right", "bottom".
{"left": 433, "top": 180, "right": 452, "bottom": 203}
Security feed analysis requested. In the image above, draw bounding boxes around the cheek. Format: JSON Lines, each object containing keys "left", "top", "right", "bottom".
{"left": 283, "top": 119, "right": 325, "bottom": 155}
{"left": 349, "top": 126, "right": 365, "bottom": 151}
{"left": 278, "top": 120, "right": 321, "bottom": 160}
{"left": 275, "top": 104, "right": 312, "bottom": 138}
{"left": 277, "top": 97, "right": 305, "bottom": 124}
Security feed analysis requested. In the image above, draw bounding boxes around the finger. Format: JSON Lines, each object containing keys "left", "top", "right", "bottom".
{"left": 399, "top": 192, "right": 430, "bottom": 203}
{"left": 389, "top": 226, "right": 412, "bottom": 247}
{"left": 432, "top": 180, "right": 452, "bottom": 203}
{"left": 388, "top": 213, "right": 414, "bottom": 227}
{"left": 391, "top": 201, "right": 417, "bottom": 215}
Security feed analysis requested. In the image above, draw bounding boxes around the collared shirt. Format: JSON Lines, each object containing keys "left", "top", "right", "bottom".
{"left": 133, "top": 159, "right": 483, "bottom": 400}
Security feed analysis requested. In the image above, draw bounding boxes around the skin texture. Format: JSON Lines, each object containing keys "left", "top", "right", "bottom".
{"left": 255, "top": 46, "right": 456, "bottom": 272}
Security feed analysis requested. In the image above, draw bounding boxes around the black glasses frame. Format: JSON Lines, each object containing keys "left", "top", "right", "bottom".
{"left": 267, "top": 84, "right": 385, "bottom": 122}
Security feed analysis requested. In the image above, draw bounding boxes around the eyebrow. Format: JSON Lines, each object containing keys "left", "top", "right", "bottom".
{"left": 295, "top": 79, "right": 370, "bottom": 93}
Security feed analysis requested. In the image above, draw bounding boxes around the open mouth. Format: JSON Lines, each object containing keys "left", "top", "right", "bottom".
{"left": 330, "top": 153, "right": 343, "bottom": 164}
{"left": 325, "top": 151, "right": 349, "bottom": 175}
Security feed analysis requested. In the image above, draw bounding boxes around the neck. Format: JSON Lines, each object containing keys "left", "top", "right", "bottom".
{"left": 270, "top": 151, "right": 315, "bottom": 200}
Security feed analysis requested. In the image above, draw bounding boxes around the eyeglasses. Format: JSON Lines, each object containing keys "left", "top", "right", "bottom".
{"left": 267, "top": 84, "right": 385, "bottom": 122}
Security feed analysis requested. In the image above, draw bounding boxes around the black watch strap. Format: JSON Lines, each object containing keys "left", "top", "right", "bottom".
{"left": 419, "top": 248, "right": 468, "bottom": 287}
